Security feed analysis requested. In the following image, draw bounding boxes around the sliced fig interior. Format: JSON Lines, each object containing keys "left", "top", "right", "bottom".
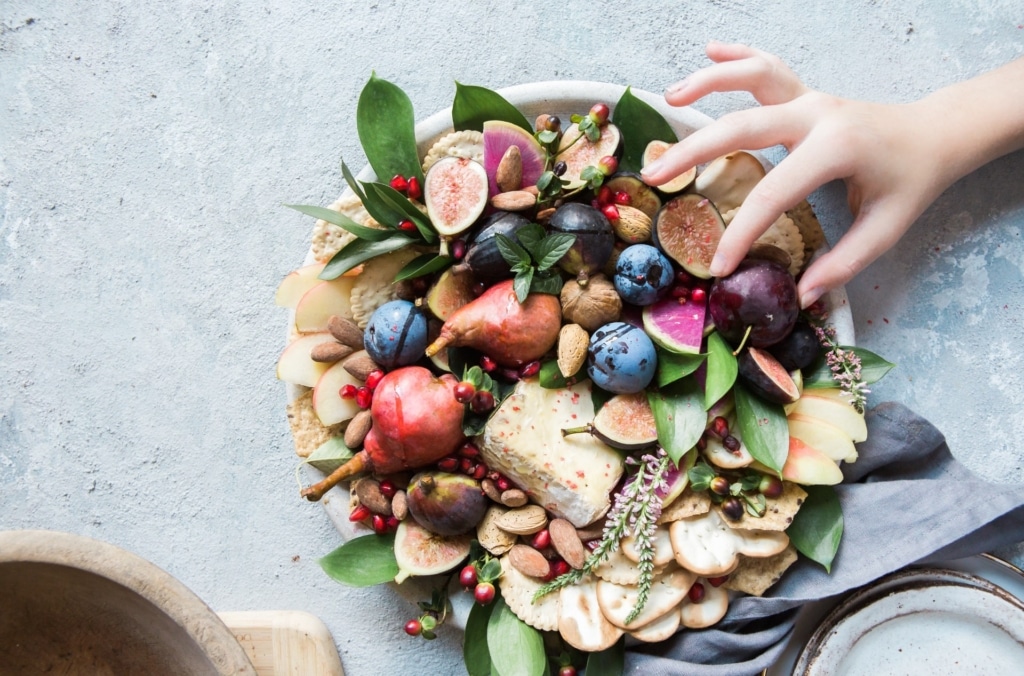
{"left": 737, "top": 347, "right": 800, "bottom": 405}
{"left": 424, "top": 157, "right": 488, "bottom": 237}
{"left": 642, "top": 140, "right": 696, "bottom": 194}
{"left": 563, "top": 391, "right": 658, "bottom": 451}
{"left": 557, "top": 123, "right": 622, "bottom": 189}
{"left": 653, "top": 193, "right": 726, "bottom": 279}
{"left": 604, "top": 172, "right": 662, "bottom": 218}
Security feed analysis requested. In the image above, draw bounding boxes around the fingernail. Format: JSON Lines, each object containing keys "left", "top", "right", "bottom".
{"left": 666, "top": 77, "right": 690, "bottom": 97}
{"left": 800, "top": 287, "right": 824, "bottom": 309}
{"left": 640, "top": 162, "right": 662, "bottom": 179}
{"left": 708, "top": 253, "right": 727, "bottom": 278}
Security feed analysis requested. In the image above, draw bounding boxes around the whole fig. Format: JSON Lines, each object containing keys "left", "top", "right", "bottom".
{"left": 406, "top": 471, "right": 489, "bottom": 536}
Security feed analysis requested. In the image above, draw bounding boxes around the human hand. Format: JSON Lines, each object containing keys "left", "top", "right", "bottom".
{"left": 641, "top": 42, "right": 959, "bottom": 308}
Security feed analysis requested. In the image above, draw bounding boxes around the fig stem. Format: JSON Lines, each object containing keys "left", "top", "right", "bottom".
{"left": 732, "top": 325, "right": 753, "bottom": 356}
{"left": 301, "top": 451, "right": 371, "bottom": 501}
{"left": 438, "top": 237, "right": 451, "bottom": 258}
{"left": 561, "top": 424, "right": 593, "bottom": 438}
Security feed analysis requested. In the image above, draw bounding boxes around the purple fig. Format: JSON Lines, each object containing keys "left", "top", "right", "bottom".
{"left": 406, "top": 471, "right": 488, "bottom": 536}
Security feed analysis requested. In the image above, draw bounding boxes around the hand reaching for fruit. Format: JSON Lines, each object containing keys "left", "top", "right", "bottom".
{"left": 642, "top": 42, "right": 1024, "bottom": 309}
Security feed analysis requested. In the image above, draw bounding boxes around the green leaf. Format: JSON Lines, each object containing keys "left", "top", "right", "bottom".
{"left": 515, "top": 223, "right": 548, "bottom": 261}
{"left": 648, "top": 378, "right": 705, "bottom": 464}
{"left": 321, "top": 235, "right": 416, "bottom": 279}
{"left": 495, "top": 233, "right": 531, "bottom": 268}
{"left": 452, "top": 82, "right": 533, "bottom": 133}
{"left": 362, "top": 182, "right": 436, "bottom": 243}
{"left": 284, "top": 204, "right": 394, "bottom": 242}
{"left": 535, "top": 233, "right": 576, "bottom": 270}
{"left": 318, "top": 533, "right": 399, "bottom": 587}
{"left": 464, "top": 598, "right": 496, "bottom": 676}
{"left": 341, "top": 159, "right": 369, "bottom": 204}
{"left": 656, "top": 350, "right": 706, "bottom": 387}
{"left": 704, "top": 332, "right": 738, "bottom": 410}
{"left": 486, "top": 597, "right": 546, "bottom": 676}
{"left": 612, "top": 86, "right": 678, "bottom": 173}
{"left": 585, "top": 637, "right": 625, "bottom": 676}
{"left": 539, "top": 360, "right": 570, "bottom": 389}
{"left": 356, "top": 72, "right": 423, "bottom": 184}
{"left": 803, "top": 346, "right": 896, "bottom": 389}
{"left": 529, "top": 270, "right": 564, "bottom": 296}
{"left": 393, "top": 253, "right": 452, "bottom": 282}
{"left": 733, "top": 382, "right": 789, "bottom": 474}
{"left": 302, "top": 437, "right": 353, "bottom": 474}
{"left": 513, "top": 267, "right": 534, "bottom": 304}
{"left": 687, "top": 462, "right": 716, "bottom": 492}
{"left": 788, "top": 485, "right": 844, "bottom": 573}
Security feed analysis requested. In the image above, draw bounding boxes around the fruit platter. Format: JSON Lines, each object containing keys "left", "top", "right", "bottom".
{"left": 275, "top": 78, "right": 893, "bottom": 675}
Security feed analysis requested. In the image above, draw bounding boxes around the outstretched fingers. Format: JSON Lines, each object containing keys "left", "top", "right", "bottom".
{"left": 665, "top": 42, "right": 810, "bottom": 108}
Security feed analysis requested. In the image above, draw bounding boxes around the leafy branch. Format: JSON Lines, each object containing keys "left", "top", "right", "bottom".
{"left": 494, "top": 223, "right": 575, "bottom": 302}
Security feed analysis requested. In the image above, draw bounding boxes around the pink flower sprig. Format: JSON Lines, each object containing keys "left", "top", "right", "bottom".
{"left": 812, "top": 323, "right": 870, "bottom": 413}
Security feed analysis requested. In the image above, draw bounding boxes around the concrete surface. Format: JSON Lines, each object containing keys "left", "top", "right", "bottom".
{"left": 2, "top": 1, "right": 1022, "bottom": 674}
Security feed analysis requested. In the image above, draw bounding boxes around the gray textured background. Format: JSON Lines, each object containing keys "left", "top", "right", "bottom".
{"left": 2, "top": 1, "right": 1023, "bottom": 674}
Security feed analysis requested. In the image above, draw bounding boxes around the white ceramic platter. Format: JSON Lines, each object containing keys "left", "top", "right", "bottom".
{"left": 287, "top": 81, "right": 854, "bottom": 628}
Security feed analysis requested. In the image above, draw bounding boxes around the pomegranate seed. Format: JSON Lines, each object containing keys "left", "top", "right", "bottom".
{"left": 404, "top": 618, "right": 422, "bottom": 636}
{"left": 531, "top": 530, "right": 551, "bottom": 550}
{"left": 711, "top": 416, "right": 730, "bottom": 439}
{"left": 488, "top": 471, "right": 501, "bottom": 482}
{"left": 451, "top": 239, "right": 467, "bottom": 261}
{"left": 355, "top": 386, "right": 372, "bottom": 409}
{"left": 601, "top": 204, "right": 620, "bottom": 222}
{"left": 690, "top": 287, "right": 706, "bottom": 303}
{"left": 723, "top": 435, "right": 741, "bottom": 453}
{"left": 379, "top": 480, "right": 396, "bottom": 499}
{"left": 552, "top": 560, "right": 571, "bottom": 577}
{"left": 688, "top": 582, "right": 706, "bottom": 603}
{"left": 613, "top": 191, "right": 631, "bottom": 205}
{"left": 386, "top": 515, "right": 400, "bottom": 531}
{"left": 454, "top": 381, "right": 476, "bottom": 404}
{"left": 696, "top": 434, "right": 708, "bottom": 451}
{"left": 364, "top": 369, "right": 385, "bottom": 391}
{"left": 398, "top": 219, "right": 416, "bottom": 232}
{"left": 340, "top": 384, "right": 358, "bottom": 399}
{"left": 458, "top": 442, "right": 480, "bottom": 458}
{"left": 459, "top": 565, "right": 478, "bottom": 588}
{"left": 495, "top": 476, "right": 511, "bottom": 492}
{"left": 371, "top": 514, "right": 387, "bottom": 534}
{"left": 437, "top": 456, "right": 459, "bottom": 472}
{"left": 472, "top": 464, "right": 488, "bottom": 481}
{"left": 707, "top": 575, "right": 729, "bottom": 588}
{"left": 590, "top": 198, "right": 602, "bottom": 210}
{"left": 407, "top": 176, "right": 422, "bottom": 201}
{"left": 389, "top": 175, "right": 409, "bottom": 192}
{"left": 480, "top": 355, "right": 497, "bottom": 372}
{"left": 519, "top": 361, "right": 541, "bottom": 378}
{"left": 474, "top": 582, "right": 496, "bottom": 605}
{"left": 348, "top": 504, "right": 370, "bottom": 522}
{"left": 459, "top": 457, "right": 474, "bottom": 474}
{"left": 671, "top": 285, "right": 690, "bottom": 300}
{"left": 676, "top": 270, "right": 692, "bottom": 284}
{"left": 597, "top": 185, "right": 613, "bottom": 206}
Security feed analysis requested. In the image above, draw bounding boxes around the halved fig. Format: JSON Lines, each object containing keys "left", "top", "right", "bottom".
{"left": 393, "top": 519, "right": 472, "bottom": 583}
{"left": 426, "top": 267, "right": 477, "bottom": 321}
{"left": 643, "top": 140, "right": 696, "bottom": 194}
{"left": 557, "top": 123, "right": 622, "bottom": 189}
{"left": 604, "top": 172, "right": 662, "bottom": 219}
{"left": 737, "top": 347, "right": 800, "bottom": 405}
{"left": 562, "top": 392, "right": 658, "bottom": 451}
{"left": 424, "top": 157, "right": 488, "bottom": 237}
{"left": 693, "top": 151, "right": 766, "bottom": 213}
{"left": 483, "top": 120, "right": 546, "bottom": 196}
{"left": 653, "top": 193, "right": 726, "bottom": 279}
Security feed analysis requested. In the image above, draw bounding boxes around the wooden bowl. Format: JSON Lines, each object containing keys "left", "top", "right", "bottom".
{"left": 0, "top": 530, "right": 255, "bottom": 675}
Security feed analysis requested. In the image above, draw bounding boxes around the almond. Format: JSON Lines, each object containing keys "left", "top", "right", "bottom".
{"left": 354, "top": 478, "right": 391, "bottom": 516}
{"left": 522, "top": 184, "right": 540, "bottom": 197}
{"left": 343, "top": 409, "right": 372, "bottom": 448}
{"left": 495, "top": 505, "right": 548, "bottom": 535}
{"left": 477, "top": 505, "right": 517, "bottom": 555}
{"left": 310, "top": 341, "right": 354, "bottom": 363}
{"left": 508, "top": 544, "right": 552, "bottom": 579}
{"left": 500, "top": 488, "right": 528, "bottom": 508}
{"left": 556, "top": 323, "right": 589, "bottom": 378}
{"left": 575, "top": 525, "right": 605, "bottom": 543}
{"left": 496, "top": 145, "right": 523, "bottom": 193}
{"left": 327, "top": 315, "right": 364, "bottom": 349}
{"left": 536, "top": 207, "right": 556, "bottom": 223}
{"left": 549, "top": 518, "right": 587, "bottom": 569}
{"left": 481, "top": 478, "right": 503, "bottom": 503}
{"left": 391, "top": 490, "right": 408, "bottom": 521}
{"left": 341, "top": 350, "right": 380, "bottom": 381}
{"left": 490, "top": 190, "right": 536, "bottom": 212}
{"left": 611, "top": 205, "right": 652, "bottom": 243}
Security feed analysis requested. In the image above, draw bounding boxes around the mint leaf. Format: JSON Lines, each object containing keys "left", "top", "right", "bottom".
{"left": 495, "top": 233, "right": 531, "bottom": 268}
{"left": 536, "top": 233, "right": 576, "bottom": 270}
{"left": 513, "top": 267, "right": 533, "bottom": 304}
{"left": 515, "top": 223, "right": 547, "bottom": 261}
{"left": 529, "top": 270, "right": 564, "bottom": 296}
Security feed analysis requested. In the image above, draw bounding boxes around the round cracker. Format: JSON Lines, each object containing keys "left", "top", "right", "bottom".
{"left": 557, "top": 577, "right": 623, "bottom": 652}
{"left": 680, "top": 579, "right": 729, "bottom": 629}
{"left": 497, "top": 556, "right": 560, "bottom": 631}
{"left": 421, "top": 130, "right": 484, "bottom": 173}
{"left": 620, "top": 527, "right": 675, "bottom": 567}
{"left": 348, "top": 247, "right": 421, "bottom": 328}
{"left": 594, "top": 546, "right": 660, "bottom": 585}
{"left": 628, "top": 601, "right": 682, "bottom": 642}
{"left": 596, "top": 568, "right": 695, "bottom": 630}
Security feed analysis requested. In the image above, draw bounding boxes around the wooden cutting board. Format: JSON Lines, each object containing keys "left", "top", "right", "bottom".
{"left": 219, "top": 611, "right": 344, "bottom": 676}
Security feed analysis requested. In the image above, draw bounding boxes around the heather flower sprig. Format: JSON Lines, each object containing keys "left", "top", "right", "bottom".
{"left": 811, "top": 322, "right": 870, "bottom": 413}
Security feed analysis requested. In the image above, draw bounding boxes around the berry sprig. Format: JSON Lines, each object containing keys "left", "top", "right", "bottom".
{"left": 460, "top": 554, "right": 502, "bottom": 605}
{"left": 454, "top": 365, "right": 498, "bottom": 414}
{"left": 687, "top": 457, "right": 783, "bottom": 521}
{"left": 404, "top": 584, "right": 450, "bottom": 641}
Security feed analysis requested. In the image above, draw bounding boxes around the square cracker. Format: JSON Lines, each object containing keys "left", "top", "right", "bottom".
{"left": 286, "top": 390, "right": 344, "bottom": 458}
{"left": 723, "top": 544, "right": 799, "bottom": 596}
{"left": 658, "top": 488, "right": 712, "bottom": 524}
{"left": 714, "top": 482, "right": 807, "bottom": 532}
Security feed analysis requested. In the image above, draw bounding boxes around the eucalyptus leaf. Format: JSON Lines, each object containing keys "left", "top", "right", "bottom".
{"left": 704, "top": 332, "right": 738, "bottom": 410}
{"left": 356, "top": 72, "right": 423, "bottom": 184}
{"left": 318, "top": 533, "right": 399, "bottom": 587}
{"left": 733, "top": 382, "right": 789, "bottom": 474}
{"left": 393, "top": 253, "right": 452, "bottom": 282}
{"left": 611, "top": 87, "right": 678, "bottom": 173}
{"left": 803, "top": 346, "right": 896, "bottom": 389}
{"left": 453, "top": 82, "right": 533, "bottom": 133}
{"left": 657, "top": 350, "right": 706, "bottom": 387}
{"left": 284, "top": 204, "right": 394, "bottom": 242}
{"left": 648, "top": 377, "right": 705, "bottom": 464}
{"left": 486, "top": 597, "right": 546, "bottom": 676}
{"left": 788, "top": 485, "right": 844, "bottom": 573}
{"left": 464, "top": 598, "right": 496, "bottom": 676}
{"left": 321, "top": 235, "right": 416, "bottom": 279}
{"left": 302, "top": 436, "right": 352, "bottom": 474}
{"left": 585, "top": 637, "right": 625, "bottom": 676}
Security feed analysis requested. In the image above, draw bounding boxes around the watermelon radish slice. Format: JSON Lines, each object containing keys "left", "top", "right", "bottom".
{"left": 482, "top": 120, "right": 545, "bottom": 196}
{"left": 424, "top": 156, "right": 489, "bottom": 237}
{"left": 642, "top": 295, "right": 706, "bottom": 354}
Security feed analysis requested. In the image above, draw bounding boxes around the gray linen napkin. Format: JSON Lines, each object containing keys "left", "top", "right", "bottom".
{"left": 622, "top": 402, "right": 1024, "bottom": 675}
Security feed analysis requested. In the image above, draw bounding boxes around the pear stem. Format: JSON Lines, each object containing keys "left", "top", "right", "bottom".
{"left": 301, "top": 451, "right": 371, "bottom": 501}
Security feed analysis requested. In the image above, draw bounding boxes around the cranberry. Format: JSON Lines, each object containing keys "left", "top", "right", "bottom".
{"left": 348, "top": 504, "right": 370, "bottom": 522}
{"left": 531, "top": 529, "right": 551, "bottom": 550}
{"left": 709, "top": 476, "right": 731, "bottom": 496}
{"left": 404, "top": 618, "right": 422, "bottom": 636}
{"left": 601, "top": 204, "right": 620, "bottom": 222}
{"left": 364, "top": 369, "right": 385, "bottom": 391}
{"left": 759, "top": 475, "right": 784, "bottom": 499}
{"left": 588, "top": 103, "right": 610, "bottom": 126}
{"left": 406, "top": 176, "right": 422, "bottom": 201}
{"left": 519, "top": 361, "right": 541, "bottom": 378}
{"left": 355, "top": 386, "right": 372, "bottom": 409}
{"left": 688, "top": 582, "right": 706, "bottom": 603}
{"left": 389, "top": 175, "right": 409, "bottom": 192}
{"left": 474, "top": 582, "right": 496, "bottom": 605}
{"left": 707, "top": 575, "right": 729, "bottom": 587}
{"left": 459, "top": 564, "right": 478, "bottom": 588}
{"left": 613, "top": 191, "right": 632, "bottom": 205}
{"left": 471, "top": 390, "right": 495, "bottom": 413}
{"left": 398, "top": 219, "right": 416, "bottom": 232}
{"left": 340, "top": 384, "right": 358, "bottom": 399}
{"left": 454, "top": 381, "right": 476, "bottom": 403}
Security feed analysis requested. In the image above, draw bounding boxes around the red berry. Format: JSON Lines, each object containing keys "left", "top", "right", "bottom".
{"left": 590, "top": 198, "right": 602, "bottom": 210}
{"left": 709, "top": 476, "right": 731, "bottom": 496}
{"left": 460, "top": 457, "right": 474, "bottom": 474}
{"left": 480, "top": 355, "right": 497, "bottom": 372}
{"left": 389, "top": 175, "right": 409, "bottom": 192}
{"left": 707, "top": 575, "right": 729, "bottom": 588}
{"left": 597, "top": 155, "right": 618, "bottom": 176}
{"left": 340, "top": 384, "right": 358, "bottom": 399}
{"left": 437, "top": 456, "right": 459, "bottom": 472}
{"left": 531, "top": 529, "right": 551, "bottom": 550}
{"left": 454, "top": 381, "right": 476, "bottom": 404}
{"left": 759, "top": 475, "right": 784, "bottom": 499}
{"left": 519, "top": 360, "right": 541, "bottom": 379}
{"left": 407, "top": 176, "right": 422, "bottom": 201}
{"left": 371, "top": 514, "right": 387, "bottom": 534}
{"left": 386, "top": 515, "right": 400, "bottom": 531}
{"left": 451, "top": 239, "right": 467, "bottom": 261}
{"left": 472, "top": 281, "right": 487, "bottom": 297}
{"left": 474, "top": 582, "right": 495, "bottom": 605}
{"left": 688, "top": 582, "right": 706, "bottom": 603}
{"left": 348, "top": 504, "right": 371, "bottom": 522}
{"left": 398, "top": 219, "right": 416, "bottom": 232}
{"left": 723, "top": 435, "right": 741, "bottom": 453}
{"left": 355, "top": 386, "right": 372, "bottom": 409}
{"left": 613, "top": 191, "right": 631, "bottom": 205}
{"left": 379, "top": 480, "right": 396, "bottom": 499}
{"left": 676, "top": 270, "right": 693, "bottom": 285}
{"left": 597, "top": 185, "right": 613, "bottom": 206}
{"left": 364, "top": 369, "right": 385, "bottom": 391}
{"left": 459, "top": 565, "right": 478, "bottom": 588}
{"left": 559, "top": 667, "right": 578, "bottom": 676}
{"left": 552, "top": 560, "right": 571, "bottom": 577}
{"left": 588, "top": 103, "right": 610, "bottom": 126}
{"left": 472, "top": 463, "right": 488, "bottom": 481}
{"left": 457, "top": 442, "right": 480, "bottom": 458}
{"left": 671, "top": 285, "right": 690, "bottom": 300}
{"left": 471, "top": 390, "right": 495, "bottom": 413}
{"left": 711, "top": 416, "right": 729, "bottom": 439}
{"left": 690, "top": 287, "right": 706, "bottom": 303}
{"left": 404, "top": 618, "right": 422, "bottom": 636}
{"left": 601, "top": 204, "right": 620, "bottom": 222}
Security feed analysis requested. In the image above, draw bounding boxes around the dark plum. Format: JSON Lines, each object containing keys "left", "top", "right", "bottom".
{"left": 613, "top": 244, "right": 674, "bottom": 306}
{"left": 453, "top": 211, "right": 531, "bottom": 283}
{"left": 550, "top": 203, "right": 615, "bottom": 285}
{"left": 708, "top": 259, "right": 798, "bottom": 348}
{"left": 768, "top": 320, "right": 821, "bottom": 372}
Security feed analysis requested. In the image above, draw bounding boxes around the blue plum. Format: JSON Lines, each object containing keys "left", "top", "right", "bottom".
{"left": 363, "top": 300, "right": 429, "bottom": 370}
{"left": 613, "top": 244, "right": 674, "bottom": 306}
{"left": 587, "top": 321, "right": 657, "bottom": 394}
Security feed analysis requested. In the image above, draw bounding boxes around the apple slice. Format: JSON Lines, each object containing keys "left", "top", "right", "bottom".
{"left": 276, "top": 332, "right": 337, "bottom": 387}
{"left": 788, "top": 413, "right": 858, "bottom": 464}
{"left": 274, "top": 263, "right": 326, "bottom": 308}
{"left": 785, "top": 393, "right": 867, "bottom": 443}
{"left": 294, "top": 277, "right": 356, "bottom": 333}
{"left": 312, "top": 362, "right": 363, "bottom": 426}
{"left": 779, "top": 437, "right": 844, "bottom": 485}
